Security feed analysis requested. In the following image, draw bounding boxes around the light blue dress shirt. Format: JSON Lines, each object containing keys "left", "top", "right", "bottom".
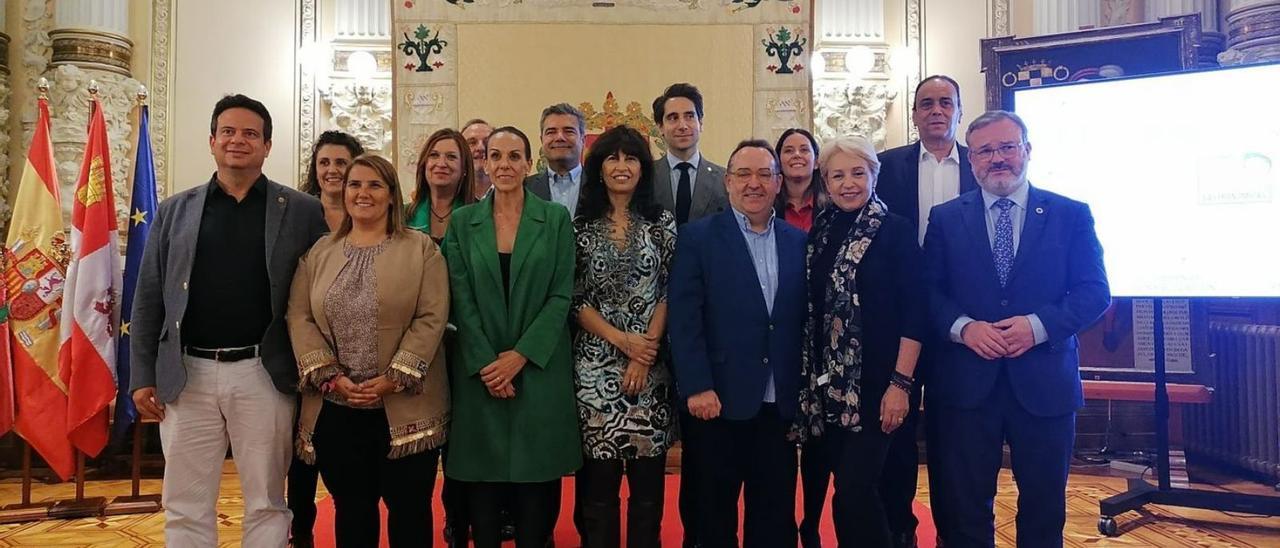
{"left": 548, "top": 164, "right": 583, "bottom": 218}
{"left": 731, "top": 207, "right": 779, "bottom": 403}
{"left": 950, "top": 182, "right": 1048, "bottom": 345}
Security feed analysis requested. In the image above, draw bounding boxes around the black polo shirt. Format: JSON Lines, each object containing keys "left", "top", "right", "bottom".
{"left": 181, "top": 175, "right": 272, "bottom": 348}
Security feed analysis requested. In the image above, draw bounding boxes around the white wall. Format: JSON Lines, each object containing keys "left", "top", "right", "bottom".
{"left": 922, "top": 0, "right": 993, "bottom": 146}
{"left": 171, "top": 0, "right": 299, "bottom": 193}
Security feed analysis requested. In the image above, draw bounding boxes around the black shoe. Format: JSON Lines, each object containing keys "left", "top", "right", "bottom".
{"left": 891, "top": 532, "right": 917, "bottom": 548}
{"left": 443, "top": 522, "right": 455, "bottom": 544}
{"left": 290, "top": 537, "right": 314, "bottom": 548}
{"left": 500, "top": 508, "right": 516, "bottom": 541}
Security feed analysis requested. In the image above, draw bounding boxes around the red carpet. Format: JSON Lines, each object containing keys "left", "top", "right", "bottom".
{"left": 313, "top": 475, "right": 936, "bottom": 547}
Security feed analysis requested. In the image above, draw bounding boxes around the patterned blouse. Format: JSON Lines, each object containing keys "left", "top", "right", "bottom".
{"left": 322, "top": 240, "right": 385, "bottom": 408}
{"left": 571, "top": 210, "right": 678, "bottom": 459}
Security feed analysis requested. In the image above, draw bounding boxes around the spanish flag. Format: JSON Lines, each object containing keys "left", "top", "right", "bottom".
{"left": 59, "top": 96, "right": 121, "bottom": 459}
{"left": 4, "top": 95, "right": 74, "bottom": 480}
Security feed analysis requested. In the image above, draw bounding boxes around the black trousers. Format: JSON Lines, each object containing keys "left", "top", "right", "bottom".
{"left": 288, "top": 396, "right": 321, "bottom": 542}
{"left": 468, "top": 479, "right": 562, "bottom": 548}
{"left": 798, "top": 438, "right": 829, "bottom": 548}
{"left": 816, "top": 428, "right": 893, "bottom": 548}
{"left": 677, "top": 409, "right": 702, "bottom": 548}
{"left": 934, "top": 368, "right": 1075, "bottom": 548}
{"left": 689, "top": 403, "right": 797, "bottom": 548}
{"left": 579, "top": 455, "right": 666, "bottom": 548}
{"left": 287, "top": 454, "right": 320, "bottom": 542}
{"left": 879, "top": 384, "right": 924, "bottom": 540}
{"left": 313, "top": 401, "right": 439, "bottom": 548}
{"left": 441, "top": 450, "right": 471, "bottom": 546}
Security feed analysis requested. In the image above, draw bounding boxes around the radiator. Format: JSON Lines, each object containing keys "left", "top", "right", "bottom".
{"left": 1186, "top": 323, "right": 1280, "bottom": 483}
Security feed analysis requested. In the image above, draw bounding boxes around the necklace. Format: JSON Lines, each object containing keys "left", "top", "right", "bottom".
{"left": 430, "top": 203, "right": 451, "bottom": 222}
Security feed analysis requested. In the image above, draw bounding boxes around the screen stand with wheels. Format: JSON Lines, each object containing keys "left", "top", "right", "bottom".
{"left": 1096, "top": 298, "right": 1280, "bottom": 537}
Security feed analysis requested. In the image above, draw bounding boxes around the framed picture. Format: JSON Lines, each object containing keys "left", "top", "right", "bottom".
{"left": 979, "top": 13, "right": 1221, "bottom": 111}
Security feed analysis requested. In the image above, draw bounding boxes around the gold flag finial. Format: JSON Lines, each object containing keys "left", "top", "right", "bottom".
{"left": 137, "top": 85, "right": 149, "bottom": 105}
{"left": 88, "top": 80, "right": 100, "bottom": 96}
{"left": 37, "top": 77, "right": 50, "bottom": 98}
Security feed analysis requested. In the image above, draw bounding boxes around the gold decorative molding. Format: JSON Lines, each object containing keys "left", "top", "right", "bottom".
{"left": 150, "top": 0, "right": 173, "bottom": 197}
{"left": 0, "top": 33, "right": 10, "bottom": 75}
{"left": 49, "top": 28, "right": 133, "bottom": 77}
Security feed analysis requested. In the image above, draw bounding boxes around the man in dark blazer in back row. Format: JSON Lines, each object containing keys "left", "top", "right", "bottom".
{"left": 873, "top": 74, "right": 978, "bottom": 548}
{"left": 923, "top": 110, "right": 1110, "bottom": 548}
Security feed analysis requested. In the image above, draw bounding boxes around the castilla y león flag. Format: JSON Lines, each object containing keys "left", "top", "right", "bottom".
{"left": 4, "top": 96, "right": 74, "bottom": 480}
{"left": 58, "top": 96, "right": 121, "bottom": 459}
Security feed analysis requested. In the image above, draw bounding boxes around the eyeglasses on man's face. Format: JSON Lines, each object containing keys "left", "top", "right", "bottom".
{"left": 970, "top": 142, "right": 1025, "bottom": 162}
{"left": 730, "top": 169, "right": 779, "bottom": 181}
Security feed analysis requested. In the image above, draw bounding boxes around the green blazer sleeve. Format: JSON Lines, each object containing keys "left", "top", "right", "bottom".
{"left": 443, "top": 212, "right": 500, "bottom": 376}
{"left": 513, "top": 205, "right": 575, "bottom": 369}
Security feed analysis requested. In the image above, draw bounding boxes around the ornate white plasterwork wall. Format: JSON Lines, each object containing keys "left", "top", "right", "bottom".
{"left": 149, "top": 0, "right": 172, "bottom": 197}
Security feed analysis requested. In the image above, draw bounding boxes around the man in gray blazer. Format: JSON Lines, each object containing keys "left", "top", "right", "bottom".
{"left": 653, "top": 82, "right": 728, "bottom": 548}
{"left": 130, "top": 95, "right": 328, "bottom": 547}
{"left": 525, "top": 103, "right": 586, "bottom": 217}
{"left": 651, "top": 83, "right": 727, "bottom": 228}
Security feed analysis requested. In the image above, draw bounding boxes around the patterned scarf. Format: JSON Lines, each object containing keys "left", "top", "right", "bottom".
{"left": 794, "top": 195, "right": 887, "bottom": 440}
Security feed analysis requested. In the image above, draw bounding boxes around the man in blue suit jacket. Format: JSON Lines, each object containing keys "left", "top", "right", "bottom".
{"left": 873, "top": 74, "right": 979, "bottom": 548}
{"left": 670, "top": 140, "right": 807, "bottom": 548}
{"left": 923, "top": 111, "right": 1109, "bottom": 548}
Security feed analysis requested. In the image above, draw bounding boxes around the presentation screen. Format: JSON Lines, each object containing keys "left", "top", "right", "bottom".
{"left": 1015, "top": 62, "right": 1280, "bottom": 298}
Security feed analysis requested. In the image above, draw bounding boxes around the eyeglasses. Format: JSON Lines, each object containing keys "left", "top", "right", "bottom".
{"left": 730, "top": 169, "right": 778, "bottom": 181}
{"left": 970, "top": 142, "right": 1024, "bottom": 161}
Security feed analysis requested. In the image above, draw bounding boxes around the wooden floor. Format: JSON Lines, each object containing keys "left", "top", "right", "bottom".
{"left": 1, "top": 462, "right": 1278, "bottom": 547}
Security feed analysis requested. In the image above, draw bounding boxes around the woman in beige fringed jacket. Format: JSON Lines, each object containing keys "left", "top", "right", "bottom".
{"left": 286, "top": 153, "right": 451, "bottom": 548}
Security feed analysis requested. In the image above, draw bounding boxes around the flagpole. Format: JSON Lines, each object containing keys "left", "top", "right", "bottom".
{"left": 103, "top": 84, "right": 162, "bottom": 517}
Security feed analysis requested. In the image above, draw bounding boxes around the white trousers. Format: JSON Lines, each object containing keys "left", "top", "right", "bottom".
{"left": 159, "top": 355, "right": 295, "bottom": 548}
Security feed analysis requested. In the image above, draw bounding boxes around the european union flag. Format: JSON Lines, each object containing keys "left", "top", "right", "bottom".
{"left": 113, "top": 104, "right": 157, "bottom": 442}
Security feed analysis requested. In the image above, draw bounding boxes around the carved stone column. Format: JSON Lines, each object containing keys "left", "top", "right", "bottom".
{"left": 1035, "top": 0, "right": 1102, "bottom": 35}
{"left": 1219, "top": 0, "right": 1280, "bottom": 64}
{"left": 1147, "top": 0, "right": 1219, "bottom": 30}
{"left": 1100, "top": 0, "right": 1148, "bottom": 26}
{"left": 45, "top": 0, "right": 140, "bottom": 223}
{"left": 316, "top": 0, "right": 395, "bottom": 177}
{"left": 811, "top": 0, "right": 896, "bottom": 148}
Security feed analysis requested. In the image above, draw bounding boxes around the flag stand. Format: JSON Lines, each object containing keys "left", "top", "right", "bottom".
{"left": 0, "top": 441, "right": 54, "bottom": 523}
{"left": 103, "top": 419, "right": 162, "bottom": 515}
{"left": 47, "top": 453, "right": 105, "bottom": 519}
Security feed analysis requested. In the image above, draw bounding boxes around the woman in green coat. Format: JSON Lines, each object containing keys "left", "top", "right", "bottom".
{"left": 442, "top": 126, "right": 581, "bottom": 548}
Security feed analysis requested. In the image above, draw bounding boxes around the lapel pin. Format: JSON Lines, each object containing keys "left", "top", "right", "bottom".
{"left": 278, "top": 196, "right": 286, "bottom": 204}
{"left": 1035, "top": 207, "right": 1044, "bottom": 214}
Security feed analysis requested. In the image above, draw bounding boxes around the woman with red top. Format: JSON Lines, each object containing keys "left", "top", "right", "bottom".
{"left": 773, "top": 128, "right": 824, "bottom": 233}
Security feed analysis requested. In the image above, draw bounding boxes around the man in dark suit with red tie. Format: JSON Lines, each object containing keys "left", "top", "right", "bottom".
{"left": 923, "top": 110, "right": 1110, "bottom": 548}
{"left": 871, "top": 74, "right": 978, "bottom": 548}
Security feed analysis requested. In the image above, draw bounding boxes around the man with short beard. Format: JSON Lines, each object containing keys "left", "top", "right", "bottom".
{"left": 463, "top": 118, "right": 494, "bottom": 200}
{"left": 923, "top": 110, "right": 1109, "bottom": 548}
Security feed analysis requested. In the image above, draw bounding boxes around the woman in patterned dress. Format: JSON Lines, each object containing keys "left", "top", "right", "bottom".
{"left": 571, "top": 125, "right": 677, "bottom": 548}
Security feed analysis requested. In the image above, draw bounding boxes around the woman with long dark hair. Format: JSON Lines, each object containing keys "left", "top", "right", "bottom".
{"left": 572, "top": 125, "right": 676, "bottom": 547}
{"left": 773, "top": 128, "right": 823, "bottom": 233}
{"left": 443, "top": 126, "right": 581, "bottom": 548}
{"left": 300, "top": 130, "right": 366, "bottom": 231}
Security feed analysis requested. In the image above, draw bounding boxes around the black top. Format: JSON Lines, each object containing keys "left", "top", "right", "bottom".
{"left": 181, "top": 176, "right": 272, "bottom": 348}
{"left": 498, "top": 251, "right": 512, "bottom": 302}
{"left": 807, "top": 209, "right": 928, "bottom": 414}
